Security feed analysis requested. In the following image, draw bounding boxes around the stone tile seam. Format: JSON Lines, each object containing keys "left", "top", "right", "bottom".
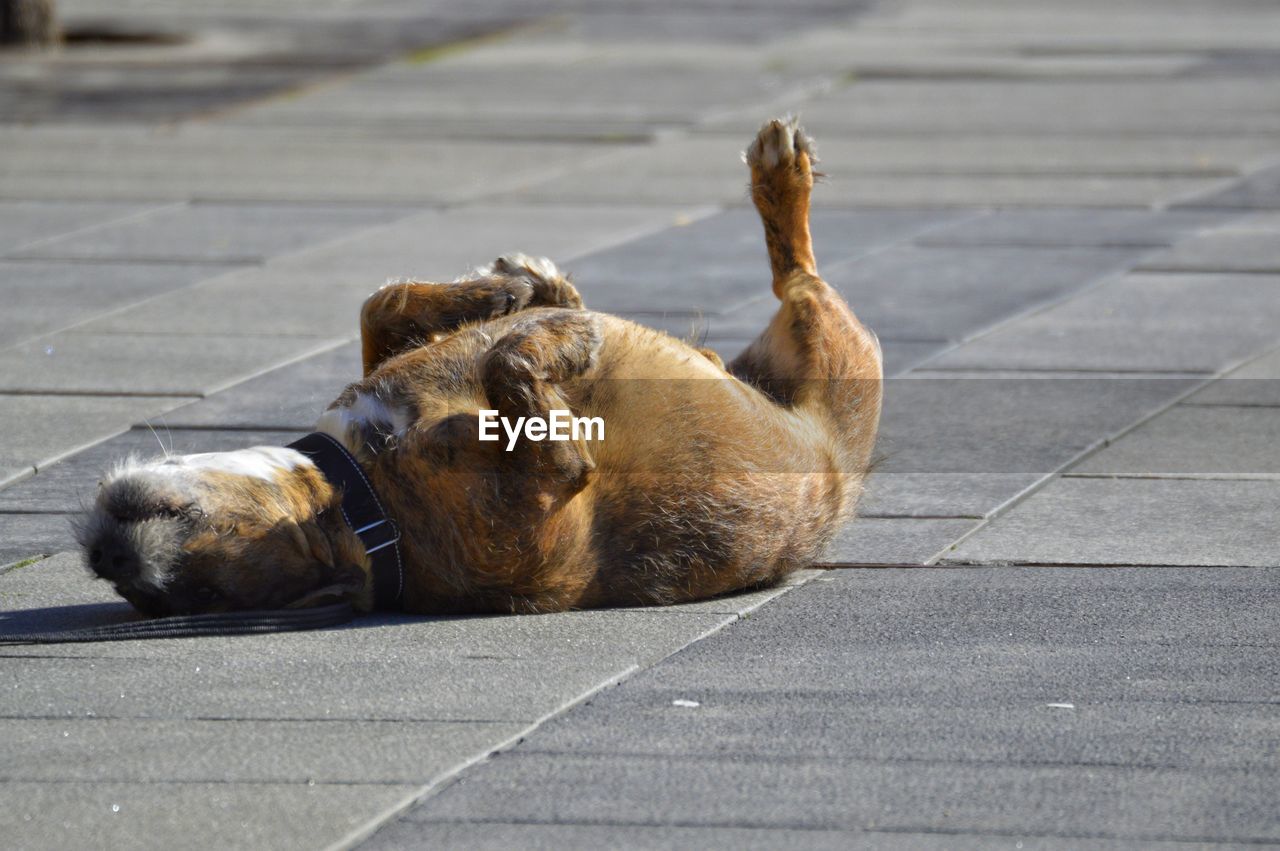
{"left": 1136, "top": 265, "right": 1280, "bottom": 275}
{"left": 323, "top": 664, "right": 648, "bottom": 851}
{"left": 0, "top": 341, "right": 343, "bottom": 499}
{"left": 3, "top": 201, "right": 188, "bottom": 257}
{"left": 1172, "top": 150, "right": 1280, "bottom": 210}
{"left": 904, "top": 207, "right": 1267, "bottom": 375}
{"left": 459, "top": 142, "right": 657, "bottom": 209}
{"left": 472, "top": 748, "right": 1280, "bottom": 774}
{"left": 1063, "top": 473, "right": 1280, "bottom": 482}
{"left": 938, "top": 559, "right": 1280, "bottom": 570}
{"left": 0, "top": 202, "right": 439, "bottom": 353}
{"left": 329, "top": 579, "right": 820, "bottom": 850}
{"left": 2, "top": 254, "right": 260, "bottom": 267}
{"left": 381, "top": 815, "right": 1279, "bottom": 847}
{"left": 1154, "top": 174, "right": 1247, "bottom": 210}
{"left": 815, "top": 208, "right": 991, "bottom": 274}
{"left": 918, "top": 365, "right": 1243, "bottom": 566}
{"left": 904, "top": 262, "right": 1167, "bottom": 376}
{"left": 397, "top": 814, "right": 1280, "bottom": 846}
{"left": 0, "top": 714, "right": 518, "bottom": 723}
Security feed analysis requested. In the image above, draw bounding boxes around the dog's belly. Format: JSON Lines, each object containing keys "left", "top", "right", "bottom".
{"left": 569, "top": 319, "right": 845, "bottom": 605}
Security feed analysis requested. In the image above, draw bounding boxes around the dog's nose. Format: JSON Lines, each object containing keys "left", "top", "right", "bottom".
{"left": 87, "top": 536, "right": 140, "bottom": 582}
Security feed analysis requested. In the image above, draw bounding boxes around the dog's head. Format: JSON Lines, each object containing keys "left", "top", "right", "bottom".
{"left": 76, "top": 447, "right": 370, "bottom": 616}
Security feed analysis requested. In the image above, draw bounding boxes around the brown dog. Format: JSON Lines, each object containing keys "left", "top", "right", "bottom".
{"left": 77, "top": 118, "right": 882, "bottom": 616}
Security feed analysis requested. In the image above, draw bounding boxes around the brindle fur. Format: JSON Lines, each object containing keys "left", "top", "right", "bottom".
{"left": 81, "top": 118, "right": 882, "bottom": 617}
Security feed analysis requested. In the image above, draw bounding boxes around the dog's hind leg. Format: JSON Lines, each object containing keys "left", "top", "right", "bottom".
{"left": 730, "top": 118, "right": 882, "bottom": 464}
{"left": 360, "top": 261, "right": 582, "bottom": 375}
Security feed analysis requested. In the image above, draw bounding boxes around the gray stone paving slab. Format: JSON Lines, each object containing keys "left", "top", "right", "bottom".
{"left": 1071, "top": 405, "right": 1280, "bottom": 476}
{"left": 504, "top": 569, "right": 1280, "bottom": 701}
{"left": 508, "top": 132, "right": 1270, "bottom": 205}
{"left": 0, "top": 516, "right": 72, "bottom": 568}
{"left": 1186, "top": 346, "right": 1280, "bottom": 407}
{"left": 705, "top": 338, "right": 949, "bottom": 380}
{"left": 386, "top": 567, "right": 1279, "bottom": 844}
{"left": 802, "top": 174, "right": 1234, "bottom": 209}
{"left": 713, "top": 134, "right": 1275, "bottom": 178}
{"left": 715, "top": 79, "right": 1280, "bottom": 136}
{"left": 0, "top": 393, "right": 192, "bottom": 489}
{"left": 875, "top": 339, "right": 950, "bottom": 376}
{"left": 407, "top": 747, "right": 1280, "bottom": 841}
{"left": 88, "top": 268, "right": 381, "bottom": 339}
{"left": 0, "top": 126, "right": 625, "bottom": 204}
{"left": 857, "top": 472, "right": 1044, "bottom": 520}
{"left": 824, "top": 245, "right": 1140, "bottom": 341}
{"left": 0, "top": 718, "right": 522, "bottom": 784}
{"left": 89, "top": 205, "right": 708, "bottom": 339}
{"left": 0, "top": 780, "right": 417, "bottom": 851}
{"left": 158, "top": 342, "right": 360, "bottom": 429}
{"left": 0, "top": 556, "right": 739, "bottom": 722}
{"left": 1138, "top": 230, "right": 1280, "bottom": 274}
{"left": 572, "top": 209, "right": 963, "bottom": 313}
{"left": 823, "top": 517, "right": 979, "bottom": 565}
{"left": 947, "top": 478, "right": 1280, "bottom": 566}
{"left": 0, "top": 259, "right": 242, "bottom": 347}
{"left": 926, "top": 273, "right": 1280, "bottom": 373}
{"left": 916, "top": 208, "right": 1228, "bottom": 248}
{"left": 0, "top": 201, "right": 163, "bottom": 254}
{"left": 11, "top": 203, "right": 415, "bottom": 263}
{"left": 0, "top": 428, "right": 304, "bottom": 513}
{"left": 522, "top": 168, "right": 1233, "bottom": 208}
{"left": 268, "top": 203, "right": 708, "bottom": 281}
{"left": 234, "top": 65, "right": 807, "bottom": 138}
{"left": 0, "top": 333, "right": 334, "bottom": 395}
{"left": 1180, "top": 164, "right": 1280, "bottom": 209}
{"left": 859, "top": 377, "right": 1194, "bottom": 517}
{"left": 514, "top": 691, "right": 1280, "bottom": 772}
{"left": 0, "top": 130, "right": 619, "bottom": 204}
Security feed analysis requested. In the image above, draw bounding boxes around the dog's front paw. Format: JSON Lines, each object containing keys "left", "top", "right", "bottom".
{"left": 476, "top": 277, "right": 535, "bottom": 318}
{"left": 489, "top": 254, "right": 584, "bottom": 309}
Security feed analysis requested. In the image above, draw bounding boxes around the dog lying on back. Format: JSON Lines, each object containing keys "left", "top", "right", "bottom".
{"left": 77, "top": 119, "right": 883, "bottom": 616}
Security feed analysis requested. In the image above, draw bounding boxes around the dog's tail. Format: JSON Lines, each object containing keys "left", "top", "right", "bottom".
{"left": 745, "top": 116, "right": 818, "bottom": 298}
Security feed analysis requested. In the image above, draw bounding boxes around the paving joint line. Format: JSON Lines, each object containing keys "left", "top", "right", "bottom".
{"left": 5, "top": 201, "right": 188, "bottom": 256}
{"left": 329, "top": 574, "right": 819, "bottom": 850}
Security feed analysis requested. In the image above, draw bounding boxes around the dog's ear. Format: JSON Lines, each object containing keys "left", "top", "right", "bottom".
{"left": 285, "top": 562, "right": 366, "bottom": 609}
{"left": 284, "top": 519, "right": 335, "bottom": 567}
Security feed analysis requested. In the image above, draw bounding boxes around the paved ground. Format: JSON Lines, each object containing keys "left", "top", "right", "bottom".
{"left": 1, "top": 0, "right": 1279, "bottom": 847}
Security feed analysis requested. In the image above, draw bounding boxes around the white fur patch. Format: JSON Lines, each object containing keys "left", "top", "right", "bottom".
{"left": 106, "top": 446, "right": 313, "bottom": 487}
{"left": 174, "top": 446, "right": 312, "bottom": 479}
{"left": 316, "top": 391, "right": 410, "bottom": 455}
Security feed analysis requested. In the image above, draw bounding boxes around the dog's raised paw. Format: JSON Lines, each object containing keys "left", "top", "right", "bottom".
{"left": 746, "top": 117, "right": 816, "bottom": 179}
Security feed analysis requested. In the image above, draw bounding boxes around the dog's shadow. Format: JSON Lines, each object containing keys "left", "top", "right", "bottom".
{"left": 0, "top": 602, "right": 452, "bottom": 645}
{"left": 0, "top": 601, "right": 141, "bottom": 634}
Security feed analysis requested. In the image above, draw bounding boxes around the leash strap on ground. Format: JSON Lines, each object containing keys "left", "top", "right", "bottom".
{"left": 0, "top": 602, "right": 357, "bottom": 645}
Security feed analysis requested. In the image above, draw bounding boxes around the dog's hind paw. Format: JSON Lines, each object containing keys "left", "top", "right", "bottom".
{"left": 746, "top": 116, "right": 817, "bottom": 186}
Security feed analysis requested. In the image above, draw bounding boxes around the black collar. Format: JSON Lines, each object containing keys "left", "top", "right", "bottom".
{"left": 288, "top": 432, "right": 403, "bottom": 611}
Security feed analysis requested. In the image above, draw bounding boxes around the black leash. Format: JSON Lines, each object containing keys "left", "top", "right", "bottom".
{"left": 0, "top": 602, "right": 356, "bottom": 645}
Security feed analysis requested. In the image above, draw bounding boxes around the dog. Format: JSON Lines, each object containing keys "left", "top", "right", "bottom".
{"left": 77, "top": 118, "right": 883, "bottom": 616}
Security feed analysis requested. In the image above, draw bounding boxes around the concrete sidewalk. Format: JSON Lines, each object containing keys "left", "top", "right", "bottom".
{"left": 2, "top": 0, "right": 1279, "bottom": 847}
